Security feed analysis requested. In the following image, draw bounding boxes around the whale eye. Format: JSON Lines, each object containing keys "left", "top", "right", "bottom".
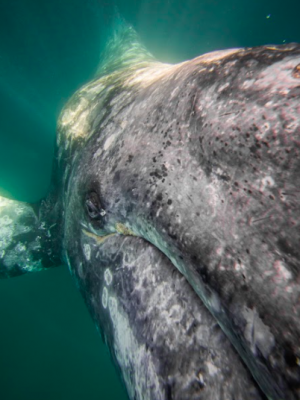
{"left": 85, "top": 191, "right": 105, "bottom": 220}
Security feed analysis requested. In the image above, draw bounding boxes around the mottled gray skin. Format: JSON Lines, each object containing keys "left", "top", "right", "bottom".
{"left": 73, "top": 234, "right": 263, "bottom": 400}
{"left": 1, "top": 26, "right": 300, "bottom": 400}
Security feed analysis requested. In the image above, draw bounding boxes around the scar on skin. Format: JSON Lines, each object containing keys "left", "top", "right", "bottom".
{"left": 115, "top": 223, "right": 136, "bottom": 236}
{"left": 82, "top": 229, "right": 116, "bottom": 243}
{"left": 82, "top": 223, "right": 135, "bottom": 244}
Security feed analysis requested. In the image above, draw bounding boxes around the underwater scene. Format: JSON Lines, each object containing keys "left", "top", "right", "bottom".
{"left": 0, "top": 0, "right": 300, "bottom": 399}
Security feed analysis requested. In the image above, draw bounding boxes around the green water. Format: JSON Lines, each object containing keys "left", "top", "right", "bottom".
{"left": 0, "top": 0, "right": 299, "bottom": 399}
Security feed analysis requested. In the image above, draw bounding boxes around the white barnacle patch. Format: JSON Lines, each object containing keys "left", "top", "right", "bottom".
{"left": 260, "top": 176, "right": 275, "bottom": 191}
{"left": 205, "top": 182, "right": 221, "bottom": 218}
{"left": 104, "top": 268, "right": 113, "bottom": 286}
{"left": 242, "top": 79, "right": 255, "bottom": 89}
{"left": 155, "top": 207, "right": 163, "bottom": 218}
{"left": 107, "top": 295, "right": 161, "bottom": 400}
{"left": 273, "top": 260, "right": 292, "bottom": 283}
{"left": 83, "top": 244, "right": 91, "bottom": 261}
{"left": 170, "top": 86, "right": 180, "bottom": 98}
{"left": 102, "top": 287, "right": 108, "bottom": 309}
{"left": 206, "top": 361, "right": 219, "bottom": 376}
{"left": 285, "top": 120, "right": 298, "bottom": 133}
{"left": 261, "top": 122, "right": 270, "bottom": 135}
{"left": 103, "top": 132, "right": 118, "bottom": 151}
{"left": 234, "top": 260, "right": 246, "bottom": 272}
{"left": 243, "top": 307, "right": 275, "bottom": 358}
{"left": 218, "top": 82, "right": 230, "bottom": 92}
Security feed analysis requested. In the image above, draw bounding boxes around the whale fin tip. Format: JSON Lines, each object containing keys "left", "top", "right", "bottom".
{"left": 96, "top": 15, "right": 155, "bottom": 77}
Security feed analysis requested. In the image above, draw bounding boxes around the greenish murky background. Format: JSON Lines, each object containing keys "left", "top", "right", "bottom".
{"left": 0, "top": 0, "right": 299, "bottom": 399}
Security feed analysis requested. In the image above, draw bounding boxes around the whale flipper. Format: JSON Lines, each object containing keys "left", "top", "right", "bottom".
{"left": 0, "top": 195, "right": 61, "bottom": 277}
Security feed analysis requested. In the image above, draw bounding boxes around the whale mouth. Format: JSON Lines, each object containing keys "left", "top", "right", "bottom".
{"left": 79, "top": 225, "right": 266, "bottom": 400}
{"left": 80, "top": 216, "right": 288, "bottom": 400}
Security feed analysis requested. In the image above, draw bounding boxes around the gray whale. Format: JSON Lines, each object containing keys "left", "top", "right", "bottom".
{"left": 0, "top": 23, "right": 300, "bottom": 400}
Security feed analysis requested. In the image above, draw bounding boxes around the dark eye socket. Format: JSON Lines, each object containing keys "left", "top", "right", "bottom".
{"left": 85, "top": 191, "right": 104, "bottom": 220}
{"left": 86, "top": 199, "right": 100, "bottom": 219}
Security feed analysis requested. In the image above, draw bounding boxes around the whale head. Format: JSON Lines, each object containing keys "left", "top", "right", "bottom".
{"left": 1, "top": 22, "right": 300, "bottom": 400}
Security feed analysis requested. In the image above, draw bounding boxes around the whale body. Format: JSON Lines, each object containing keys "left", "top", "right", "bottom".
{"left": 0, "top": 23, "right": 300, "bottom": 399}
